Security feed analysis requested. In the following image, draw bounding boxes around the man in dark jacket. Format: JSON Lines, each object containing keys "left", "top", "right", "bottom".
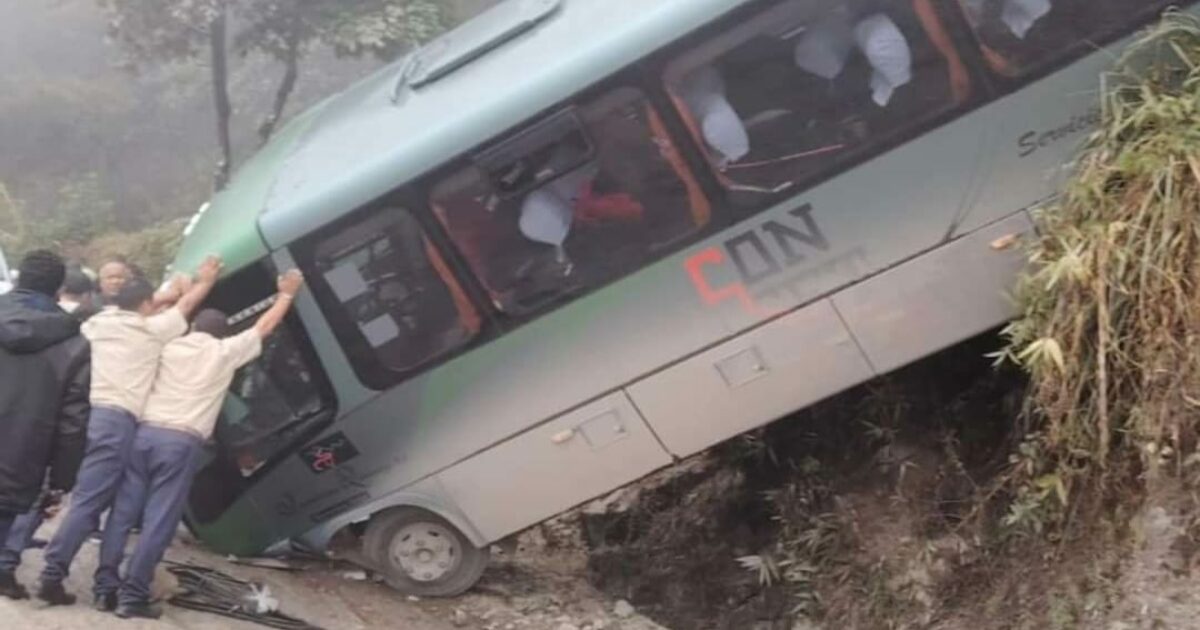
{"left": 0, "top": 250, "right": 90, "bottom": 598}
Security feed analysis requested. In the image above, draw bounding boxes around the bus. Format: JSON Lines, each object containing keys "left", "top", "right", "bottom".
{"left": 172, "top": 0, "right": 1189, "bottom": 597}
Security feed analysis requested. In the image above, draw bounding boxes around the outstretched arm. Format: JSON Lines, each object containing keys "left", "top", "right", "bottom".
{"left": 254, "top": 269, "right": 305, "bottom": 339}
{"left": 914, "top": 0, "right": 972, "bottom": 104}
{"left": 174, "top": 255, "right": 223, "bottom": 319}
{"left": 151, "top": 273, "right": 193, "bottom": 311}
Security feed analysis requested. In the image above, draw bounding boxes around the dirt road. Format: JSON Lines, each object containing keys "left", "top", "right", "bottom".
{"left": 0, "top": 513, "right": 665, "bottom": 630}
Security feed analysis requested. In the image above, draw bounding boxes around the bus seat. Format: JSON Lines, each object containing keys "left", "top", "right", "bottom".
{"left": 421, "top": 235, "right": 482, "bottom": 335}
{"left": 679, "top": 66, "right": 750, "bottom": 165}
{"left": 645, "top": 104, "right": 712, "bottom": 227}
{"left": 855, "top": 14, "right": 913, "bottom": 107}
{"left": 519, "top": 189, "right": 574, "bottom": 248}
{"left": 1001, "top": 0, "right": 1052, "bottom": 39}
{"left": 668, "top": 91, "right": 741, "bottom": 190}
{"left": 793, "top": 7, "right": 855, "bottom": 79}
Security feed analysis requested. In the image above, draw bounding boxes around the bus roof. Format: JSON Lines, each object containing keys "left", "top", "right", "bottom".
{"left": 173, "top": 0, "right": 747, "bottom": 276}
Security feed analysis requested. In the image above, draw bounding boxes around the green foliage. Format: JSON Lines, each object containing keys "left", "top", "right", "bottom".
{"left": 0, "top": 184, "right": 24, "bottom": 253}
{"left": 100, "top": 0, "right": 450, "bottom": 70}
{"left": 83, "top": 218, "right": 187, "bottom": 282}
{"left": 0, "top": 175, "right": 183, "bottom": 281}
{"left": 237, "top": 0, "right": 449, "bottom": 61}
{"left": 96, "top": 0, "right": 222, "bottom": 64}
{"left": 97, "top": 0, "right": 455, "bottom": 183}
{"left": 998, "top": 11, "right": 1200, "bottom": 533}
{"left": 1, "top": 173, "right": 116, "bottom": 257}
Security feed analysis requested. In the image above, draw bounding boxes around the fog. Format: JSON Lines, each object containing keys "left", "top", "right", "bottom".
{"left": 0, "top": 0, "right": 495, "bottom": 272}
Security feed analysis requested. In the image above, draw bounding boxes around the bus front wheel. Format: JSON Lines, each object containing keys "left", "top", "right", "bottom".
{"left": 363, "top": 507, "right": 490, "bottom": 597}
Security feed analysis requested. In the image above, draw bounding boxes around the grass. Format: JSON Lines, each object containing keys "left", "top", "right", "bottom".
{"left": 997, "top": 10, "right": 1200, "bottom": 534}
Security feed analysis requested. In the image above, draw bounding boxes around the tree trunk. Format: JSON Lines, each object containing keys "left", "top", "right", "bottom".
{"left": 210, "top": 8, "right": 234, "bottom": 191}
{"left": 259, "top": 36, "right": 300, "bottom": 145}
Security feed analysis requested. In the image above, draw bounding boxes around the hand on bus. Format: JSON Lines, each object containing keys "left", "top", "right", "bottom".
{"left": 169, "top": 272, "right": 194, "bottom": 298}
{"left": 196, "top": 255, "right": 223, "bottom": 284}
{"left": 153, "top": 272, "right": 191, "bottom": 308}
{"left": 278, "top": 269, "right": 305, "bottom": 297}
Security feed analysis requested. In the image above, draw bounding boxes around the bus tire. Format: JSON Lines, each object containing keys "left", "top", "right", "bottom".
{"left": 363, "top": 507, "right": 489, "bottom": 597}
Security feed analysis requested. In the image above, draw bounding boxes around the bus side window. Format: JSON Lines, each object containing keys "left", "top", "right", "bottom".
{"left": 431, "top": 87, "right": 708, "bottom": 315}
{"left": 663, "top": 0, "right": 970, "bottom": 206}
{"left": 954, "top": 0, "right": 1175, "bottom": 77}
{"left": 307, "top": 207, "right": 479, "bottom": 375}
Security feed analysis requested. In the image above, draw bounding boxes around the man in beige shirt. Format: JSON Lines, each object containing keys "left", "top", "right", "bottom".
{"left": 38, "top": 256, "right": 222, "bottom": 607}
{"left": 96, "top": 269, "right": 304, "bottom": 620}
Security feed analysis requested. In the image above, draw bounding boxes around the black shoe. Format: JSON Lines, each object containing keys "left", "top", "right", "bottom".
{"left": 114, "top": 602, "right": 162, "bottom": 620}
{"left": 0, "top": 571, "right": 28, "bottom": 600}
{"left": 93, "top": 592, "right": 117, "bottom": 612}
{"left": 36, "top": 581, "right": 77, "bottom": 606}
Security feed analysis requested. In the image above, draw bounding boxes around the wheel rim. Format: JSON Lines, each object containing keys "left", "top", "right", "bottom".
{"left": 389, "top": 522, "right": 462, "bottom": 583}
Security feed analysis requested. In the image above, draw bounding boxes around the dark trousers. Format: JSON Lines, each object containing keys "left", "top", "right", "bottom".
{"left": 0, "top": 507, "right": 44, "bottom": 573}
{"left": 0, "top": 513, "right": 14, "bottom": 553}
{"left": 40, "top": 406, "right": 137, "bottom": 585}
{"left": 95, "top": 424, "right": 202, "bottom": 605}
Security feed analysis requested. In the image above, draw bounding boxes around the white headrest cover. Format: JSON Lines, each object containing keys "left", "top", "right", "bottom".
{"left": 680, "top": 66, "right": 750, "bottom": 165}
{"left": 519, "top": 189, "right": 573, "bottom": 247}
{"left": 854, "top": 14, "right": 913, "bottom": 107}
{"left": 1002, "top": 0, "right": 1052, "bottom": 39}
{"left": 793, "top": 9, "right": 855, "bottom": 79}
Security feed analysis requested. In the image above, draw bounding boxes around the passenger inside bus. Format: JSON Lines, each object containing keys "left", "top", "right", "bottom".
{"left": 955, "top": 0, "right": 1169, "bottom": 77}
{"left": 666, "top": 0, "right": 969, "bottom": 203}
{"left": 433, "top": 89, "right": 705, "bottom": 314}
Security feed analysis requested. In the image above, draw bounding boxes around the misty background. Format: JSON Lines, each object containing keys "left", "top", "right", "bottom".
{"left": 0, "top": 0, "right": 497, "bottom": 276}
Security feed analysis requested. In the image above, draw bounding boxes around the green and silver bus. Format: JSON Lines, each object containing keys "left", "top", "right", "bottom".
{"left": 173, "top": 0, "right": 1188, "bottom": 597}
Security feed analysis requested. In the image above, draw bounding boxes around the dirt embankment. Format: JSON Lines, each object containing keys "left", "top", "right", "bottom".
{"left": 561, "top": 333, "right": 1200, "bottom": 630}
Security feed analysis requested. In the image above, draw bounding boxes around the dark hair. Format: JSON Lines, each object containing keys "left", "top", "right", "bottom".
{"left": 192, "top": 309, "right": 231, "bottom": 339}
{"left": 17, "top": 250, "right": 66, "bottom": 297}
{"left": 113, "top": 278, "right": 156, "bottom": 311}
{"left": 61, "top": 269, "right": 94, "bottom": 296}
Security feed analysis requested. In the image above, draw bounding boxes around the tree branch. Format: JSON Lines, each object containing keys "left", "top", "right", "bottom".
{"left": 259, "top": 34, "right": 301, "bottom": 145}
{"left": 210, "top": 7, "right": 234, "bottom": 190}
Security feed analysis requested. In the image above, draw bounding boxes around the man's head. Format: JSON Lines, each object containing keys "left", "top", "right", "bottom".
{"left": 114, "top": 277, "right": 157, "bottom": 315}
{"left": 192, "top": 309, "right": 231, "bottom": 339}
{"left": 17, "top": 250, "right": 66, "bottom": 297}
{"left": 98, "top": 261, "right": 130, "bottom": 299}
{"left": 60, "top": 269, "right": 94, "bottom": 300}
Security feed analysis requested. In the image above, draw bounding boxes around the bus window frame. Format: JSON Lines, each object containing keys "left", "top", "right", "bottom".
{"left": 293, "top": 195, "right": 501, "bottom": 391}
{"left": 651, "top": 0, "right": 992, "bottom": 221}
{"left": 953, "top": 0, "right": 1187, "bottom": 93}
{"left": 417, "top": 75, "right": 727, "bottom": 329}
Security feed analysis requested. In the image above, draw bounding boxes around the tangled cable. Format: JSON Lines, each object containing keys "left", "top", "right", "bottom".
{"left": 164, "top": 561, "right": 325, "bottom": 630}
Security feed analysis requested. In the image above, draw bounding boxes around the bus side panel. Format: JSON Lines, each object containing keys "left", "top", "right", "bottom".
{"left": 627, "top": 299, "right": 874, "bottom": 459}
{"left": 832, "top": 211, "right": 1033, "bottom": 376}
{"left": 437, "top": 391, "right": 671, "bottom": 542}
{"left": 952, "top": 42, "right": 1125, "bottom": 236}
